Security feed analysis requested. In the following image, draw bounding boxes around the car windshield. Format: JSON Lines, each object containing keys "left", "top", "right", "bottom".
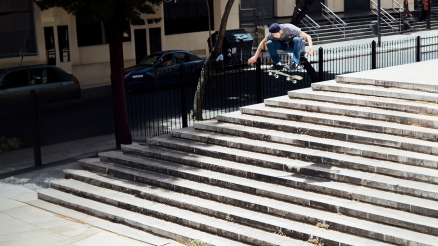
{"left": 139, "top": 55, "right": 162, "bottom": 65}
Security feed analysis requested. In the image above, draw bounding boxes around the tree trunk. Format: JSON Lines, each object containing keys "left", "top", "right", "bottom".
{"left": 193, "top": 0, "right": 235, "bottom": 121}
{"left": 107, "top": 21, "right": 132, "bottom": 148}
{"left": 291, "top": 0, "right": 314, "bottom": 25}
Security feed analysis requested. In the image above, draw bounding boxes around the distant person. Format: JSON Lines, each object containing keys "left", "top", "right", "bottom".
{"left": 420, "top": 0, "right": 431, "bottom": 21}
{"left": 160, "top": 55, "right": 172, "bottom": 66}
{"left": 247, "top": 23, "right": 313, "bottom": 71}
{"left": 404, "top": 0, "right": 412, "bottom": 18}
{"left": 207, "top": 31, "right": 219, "bottom": 53}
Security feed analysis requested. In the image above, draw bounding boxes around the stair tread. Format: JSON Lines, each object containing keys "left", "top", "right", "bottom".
{"left": 38, "top": 188, "right": 249, "bottom": 246}
{"left": 92, "top": 149, "right": 438, "bottom": 227}
{"left": 25, "top": 198, "right": 173, "bottom": 246}
{"left": 241, "top": 102, "right": 438, "bottom": 138}
{"left": 50, "top": 178, "right": 393, "bottom": 246}
{"left": 115, "top": 142, "right": 438, "bottom": 214}
{"left": 310, "top": 80, "right": 438, "bottom": 103}
{"left": 169, "top": 127, "right": 438, "bottom": 199}
{"left": 58, "top": 171, "right": 438, "bottom": 245}
{"left": 219, "top": 107, "right": 438, "bottom": 160}
{"left": 266, "top": 94, "right": 438, "bottom": 123}
{"left": 195, "top": 119, "right": 438, "bottom": 171}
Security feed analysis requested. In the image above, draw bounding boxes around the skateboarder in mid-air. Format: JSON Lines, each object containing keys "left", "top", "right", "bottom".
{"left": 247, "top": 23, "right": 314, "bottom": 71}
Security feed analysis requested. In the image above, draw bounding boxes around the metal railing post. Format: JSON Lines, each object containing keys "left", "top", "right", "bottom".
{"left": 372, "top": 40, "right": 377, "bottom": 69}
{"left": 180, "top": 64, "right": 188, "bottom": 128}
{"left": 256, "top": 57, "right": 262, "bottom": 103}
{"left": 416, "top": 36, "right": 421, "bottom": 62}
{"left": 30, "top": 90, "right": 42, "bottom": 167}
{"left": 319, "top": 47, "right": 324, "bottom": 81}
{"left": 427, "top": 0, "right": 431, "bottom": 29}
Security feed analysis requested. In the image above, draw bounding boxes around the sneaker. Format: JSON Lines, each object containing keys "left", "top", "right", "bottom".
{"left": 285, "top": 62, "right": 298, "bottom": 71}
{"left": 270, "top": 64, "right": 283, "bottom": 70}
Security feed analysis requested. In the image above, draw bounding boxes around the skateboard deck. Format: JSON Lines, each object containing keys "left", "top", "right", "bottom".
{"left": 266, "top": 70, "right": 303, "bottom": 84}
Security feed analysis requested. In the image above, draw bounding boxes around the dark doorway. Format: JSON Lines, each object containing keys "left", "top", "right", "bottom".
{"left": 57, "top": 26, "right": 70, "bottom": 62}
{"left": 44, "top": 27, "right": 56, "bottom": 65}
{"left": 345, "top": 0, "right": 369, "bottom": 11}
{"left": 134, "top": 29, "right": 147, "bottom": 64}
{"left": 149, "top": 28, "right": 162, "bottom": 54}
{"left": 307, "top": 0, "right": 324, "bottom": 14}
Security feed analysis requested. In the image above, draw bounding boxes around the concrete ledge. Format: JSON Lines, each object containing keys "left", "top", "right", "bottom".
{"left": 264, "top": 96, "right": 438, "bottom": 130}
{"left": 335, "top": 59, "right": 438, "bottom": 93}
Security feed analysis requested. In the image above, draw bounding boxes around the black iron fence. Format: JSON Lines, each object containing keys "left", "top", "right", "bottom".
{"left": 1, "top": 34, "right": 438, "bottom": 171}
{"left": 127, "top": 34, "right": 438, "bottom": 141}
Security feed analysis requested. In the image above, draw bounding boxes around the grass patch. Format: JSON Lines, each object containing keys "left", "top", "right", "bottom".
{"left": 186, "top": 239, "right": 212, "bottom": 246}
{"left": 0, "top": 137, "right": 25, "bottom": 153}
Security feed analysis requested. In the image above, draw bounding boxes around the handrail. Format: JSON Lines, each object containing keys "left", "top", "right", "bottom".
{"left": 239, "top": 4, "right": 264, "bottom": 28}
{"left": 392, "top": 0, "right": 403, "bottom": 13}
{"left": 294, "top": 5, "right": 320, "bottom": 41}
{"left": 371, "top": 0, "right": 397, "bottom": 30}
{"left": 392, "top": 0, "right": 406, "bottom": 33}
{"left": 320, "top": 2, "right": 347, "bottom": 38}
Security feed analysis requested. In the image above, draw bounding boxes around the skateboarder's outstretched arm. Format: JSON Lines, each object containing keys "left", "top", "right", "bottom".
{"left": 299, "top": 31, "right": 313, "bottom": 56}
{"left": 247, "top": 37, "right": 267, "bottom": 65}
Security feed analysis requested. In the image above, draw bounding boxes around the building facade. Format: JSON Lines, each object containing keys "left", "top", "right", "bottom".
{"left": 0, "top": 0, "right": 413, "bottom": 88}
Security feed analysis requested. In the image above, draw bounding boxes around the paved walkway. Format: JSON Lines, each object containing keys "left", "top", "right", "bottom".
{"left": 0, "top": 161, "right": 183, "bottom": 246}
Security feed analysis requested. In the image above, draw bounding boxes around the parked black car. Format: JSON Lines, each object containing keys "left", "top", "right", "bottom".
{"left": 0, "top": 65, "right": 81, "bottom": 112}
{"left": 124, "top": 50, "right": 205, "bottom": 91}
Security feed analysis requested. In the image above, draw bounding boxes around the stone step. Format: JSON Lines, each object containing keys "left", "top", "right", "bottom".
{"left": 25, "top": 198, "right": 173, "bottom": 246}
{"left": 311, "top": 80, "right": 438, "bottom": 104}
{"left": 239, "top": 102, "right": 438, "bottom": 142}
{"left": 335, "top": 61, "right": 438, "bottom": 93}
{"left": 50, "top": 176, "right": 391, "bottom": 246}
{"left": 264, "top": 95, "right": 438, "bottom": 130}
{"left": 303, "top": 81, "right": 438, "bottom": 115}
{"left": 112, "top": 145, "right": 438, "bottom": 218}
{"left": 78, "top": 157, "right": 438, "bottom": 239}
{"left": 298, "top": 87, "right": 436, "bottom": 115}
{"left": 217, "top": 111, "right": 438, "bottom": 164}
{"left": 166, "top": 127, "right": 438, "bottom": 201}
{"left": 37, "top": 188, "right": 248, "bottom": 246}
{"left": 193, "top": 120, "right": 438, "bottom": 180}
{"left": 62, "top": 169, "right": 438, "bottom": 245}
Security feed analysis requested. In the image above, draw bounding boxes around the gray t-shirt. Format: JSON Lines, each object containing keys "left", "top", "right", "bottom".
{"left": 266, "top": 24, "right": 301, "bottom": 42}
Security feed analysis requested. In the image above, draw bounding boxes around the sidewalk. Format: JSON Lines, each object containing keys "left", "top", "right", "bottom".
{"left": 0, "top": 161, "right": 183, "bottom": 246}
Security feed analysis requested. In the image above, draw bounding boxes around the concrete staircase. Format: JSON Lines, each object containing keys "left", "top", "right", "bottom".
{"left": 37, "top": 60, "right": 438, "bottom": 245}
{"left": 296, "top": 12, "right": 438, "bottom": 45}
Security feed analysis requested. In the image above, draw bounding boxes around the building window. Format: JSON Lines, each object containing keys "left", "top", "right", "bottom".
{"left": 76, "top": 19, "right": 106, "bottom": 47}
{"left": 76, "top": 19, "right": 131, "bottom": 47}
{"left": 164, "top": 0, "right": 214, "bottom": 35}
{"left": 0, "top": 0, "right": 37, "bottom": 58}
{"left": 241, "top": 0, "right": 274, "bottom": 19}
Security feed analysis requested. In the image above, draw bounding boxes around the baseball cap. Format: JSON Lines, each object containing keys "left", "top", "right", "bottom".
{"left": 269, "top": 23, "right": 282, "bottom": 33}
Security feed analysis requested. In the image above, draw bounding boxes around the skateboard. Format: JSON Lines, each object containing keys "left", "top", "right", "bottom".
{"left": 267, "top": 70, "right": 303, "bottom": 84}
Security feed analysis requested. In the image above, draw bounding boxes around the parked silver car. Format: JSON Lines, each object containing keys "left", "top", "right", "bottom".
{"left": 0, "top": 65, "right": 81, "bottom": 111}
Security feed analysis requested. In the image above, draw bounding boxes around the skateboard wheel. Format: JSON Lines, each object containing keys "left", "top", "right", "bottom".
{"left": 293, "top": 80, "right": 297, "bottom": 84}
{"left": 275, "top": 75, "right": 279, "bottom": 79}
{"left": 286, "top": 77, "right": 291, "bottom": 81}
{"left": 268, "top": 72, "right": 272, "bottom": 76}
